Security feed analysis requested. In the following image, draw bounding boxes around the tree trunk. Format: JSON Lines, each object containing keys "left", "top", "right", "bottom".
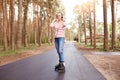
{"left": 38, "top": 12, "right": 43, "bottom": 46}
{"left": 103, "top": 0, "right": 108, "bottom": 50}
{"left": 10, "top": 0, "right": 15, "bottom": 50}
{"left": 7, "top": 0, "right": 11, "bottom": 48}
{"left": 111, "top": 0, "right": 116, "bottom": 49}
{"left": 2, "top": 0, "right": 8, "bottom": 50}
{"left": 34, "top": 18, "right": 37, "bottom": 45}
{"left": 78, "top": 24, "right": 81, "bottom": 43}
{"left": 50, "top": 16, "right": 54, "bottom": 43}
{"left": 0, "top": 12, "right": 2, "bottom": 46}
{"left": 47, "top": 3, "right": 51, "bottom": 44}
{"left": 78, "top": 27, "right": 80, "bottom": 43}
{"left": 0, "top": 1, "right": 2, "bottom": 47}
{"left": 48, "top": 16, "right": 51, "bottom": 44}
{"left": 33, "top": 3, "right": 37, "bottom": 45}
{"left": 83, "top": 6, "right": 87, "bottom": 45}
{"left": 89, "top": 1, "right": 92, "bottom": 46}
{"left": 17, "top": 0, "right": 23, "bottom": 48}
{"left": 23, "top": 0, "right": 30, "bottom": 47}
{"left": 51, "top": 28, "right": 54, "bottom": 43}
{"left": 93, "top": 0, "right": 96, "bottom": 49}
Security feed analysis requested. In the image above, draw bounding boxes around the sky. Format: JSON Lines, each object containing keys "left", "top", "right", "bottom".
{"left": 62, "top": 0, "right": 83, "bottom": 23}
{"left": 61, "top": 0, "right": 114, "bottom": 24}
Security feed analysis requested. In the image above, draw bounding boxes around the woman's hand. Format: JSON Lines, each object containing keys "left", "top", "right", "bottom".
{"left": 52, "top": 19, "right": 57, "bottom": 23}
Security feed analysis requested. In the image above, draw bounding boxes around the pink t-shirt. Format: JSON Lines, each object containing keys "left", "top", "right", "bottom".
{"left": 50, "top": 21, "right": 66, "bottom": 38}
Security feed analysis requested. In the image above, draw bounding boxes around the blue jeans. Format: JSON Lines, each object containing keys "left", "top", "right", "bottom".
{"left": 55, "top": 37, "right": 65, "bottom": 62}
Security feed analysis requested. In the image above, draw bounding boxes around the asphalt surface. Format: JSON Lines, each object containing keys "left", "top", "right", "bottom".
{"left": 0, "top": 42, "right": 106, "bottom": 80}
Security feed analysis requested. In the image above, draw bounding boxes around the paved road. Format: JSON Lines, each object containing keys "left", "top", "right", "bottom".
{"left": 0, "top": 42, "right": 106, "bottom": 80}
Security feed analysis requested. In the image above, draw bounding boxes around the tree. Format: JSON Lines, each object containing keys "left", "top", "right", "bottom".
{"left": 83, "top": 4, "right": 87, "bottom": 45}
{"left": 111, "top": 0, "right": 116, "bottom": 49}
{"left": 10, "top": 0, "right": 15, "bottom": 50}
{"left": 2, "top": 0, "right": 8, "bottom": 50}
{"left": 93, "top": 0, "right": 96, "bottom": 49}
{"left": 0, "top": 1, "right": 2, "bottom": 46}
{"left": 38, "top": 1, "right": 43, "bottom": 46}
{"left": 88, "top": 1, "right": 93, "bottom": 46}
{"left": 7, "top": 0, "right": 11, "bottom": 48}
{"left": 103, "top": 0, "right": 109, "bottom": 50}
{"left": 0, "top": 0, "right": 64, "bottom": 50}
{"left": 23, "top": 0, "right": 30, "bottom": 47}
{"left": 33, "top": 1, "right": 38, "bottom": 45}
{"left": 78, "top": 16, "right": 82, "bottom": 43}
{"left": 17, "top": 0, "right": 23, "bottom": 48}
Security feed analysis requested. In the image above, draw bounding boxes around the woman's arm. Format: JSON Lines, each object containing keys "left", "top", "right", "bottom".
{"left": 62, "top": 21, "right": 66, "bottom": 28}
{"left": 50, "top": 19, "right": 56, "bottom": 27}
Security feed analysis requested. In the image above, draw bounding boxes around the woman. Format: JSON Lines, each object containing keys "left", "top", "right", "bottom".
{"left": 50, "top": 12, "right": 66, "bottom": 72}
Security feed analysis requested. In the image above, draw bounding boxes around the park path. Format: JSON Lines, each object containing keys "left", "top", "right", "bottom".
{"left": 0, "top": 42, "right": 106, "bottom": 80}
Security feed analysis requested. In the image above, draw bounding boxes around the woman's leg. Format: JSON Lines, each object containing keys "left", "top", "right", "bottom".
{"left": 58, "top": 37, "right": 65, "bottom": 62}
{"left": 54, "top": 38, "right": 61, "bottom": 61}
{"left": 55, "top": 38, "right": 65, "bottom": 72}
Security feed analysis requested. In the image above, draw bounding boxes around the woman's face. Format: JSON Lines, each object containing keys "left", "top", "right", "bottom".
{"left": 57, "top": 13, "right": 62, "bottom": 20}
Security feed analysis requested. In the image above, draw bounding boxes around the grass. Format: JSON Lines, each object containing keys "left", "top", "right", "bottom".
{"left": 0, "top": 44, "right": 38, "bottom": 57}
{"left": 75, "top": 42, "right": 120, "bottom": 51}
{"left": 0, "top": 43, "right": 54, "bottom": 57}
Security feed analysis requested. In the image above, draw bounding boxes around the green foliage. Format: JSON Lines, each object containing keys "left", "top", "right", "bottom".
{"left": 41, "top": 37, "right": 48, "bottom": 43}
{"left": 109, "top": 23, "right": 112, "bottom": 31}
{"left": 0, "top": 44, "right": 37, "bottom": 57}
{"left": 116, "top": 39, "right": 120, "bottom": 47}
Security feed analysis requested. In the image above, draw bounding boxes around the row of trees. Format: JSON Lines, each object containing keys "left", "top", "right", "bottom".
{"left": 0, "top": 0, "right": 64, "bottom": 51}
{"left": 74, "top": 0, "right": 120, "bottom": 50}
